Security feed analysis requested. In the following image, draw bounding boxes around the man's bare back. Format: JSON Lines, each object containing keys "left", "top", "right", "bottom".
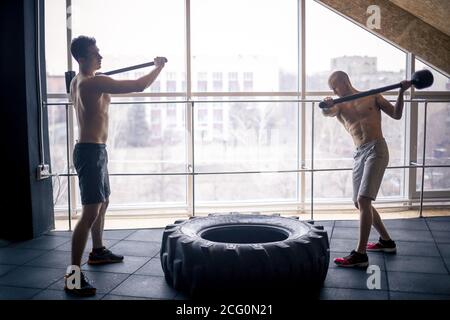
{"left": 71, "top": 74, "right": 111, "bottom": 144}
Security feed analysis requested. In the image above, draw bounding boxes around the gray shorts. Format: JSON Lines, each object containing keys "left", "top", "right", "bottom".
{"left": 73, "top": 143, "right": 111, "bottom": 205}
{"left": 352, "top": 138, "right": 389, "bottom": 203}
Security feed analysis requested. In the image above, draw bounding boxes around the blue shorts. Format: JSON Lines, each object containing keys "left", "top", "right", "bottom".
{"left": 73, "top": 143, "right": 111, "bottom": 205}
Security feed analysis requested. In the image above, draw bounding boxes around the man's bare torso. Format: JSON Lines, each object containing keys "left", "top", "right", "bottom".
{"left": 70, "top": 74, "right": 110, "bottom": 144}
{"left": 336, "top": 95, "right": 384, "bottom": 147}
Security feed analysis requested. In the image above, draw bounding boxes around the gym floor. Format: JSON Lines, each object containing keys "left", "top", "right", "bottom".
{"left": 0, "top": 216, "right": 449, "bottom": 300}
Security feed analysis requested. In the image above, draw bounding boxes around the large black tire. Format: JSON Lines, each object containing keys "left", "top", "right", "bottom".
{"left": 160, "top": 213, "right": 330, "bottom": 299}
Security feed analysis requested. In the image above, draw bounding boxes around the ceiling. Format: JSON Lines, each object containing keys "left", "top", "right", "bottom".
{"left": 388, "top": 0, "right": 450, "bottom": 36}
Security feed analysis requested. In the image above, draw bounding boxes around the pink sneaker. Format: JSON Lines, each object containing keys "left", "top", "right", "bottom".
{"left": 334, "top": 250, "right": 369, "bottom": 268}
{"left": 367, "top": 237, "right": 397, "bottom": 253}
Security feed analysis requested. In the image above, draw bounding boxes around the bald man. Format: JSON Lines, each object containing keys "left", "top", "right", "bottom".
{"left": 322, "top": 71, "right": 411, "bottom": 267}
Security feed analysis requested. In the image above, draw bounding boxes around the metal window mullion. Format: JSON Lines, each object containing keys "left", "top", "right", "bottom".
{"left": 185, "top": 0, "right": 194, "bottom": 216}
{"left": 66, "top": 0, "right": 72, "bottom": 71}
{"left": 65, "top": 0, "right": 77, "bottom": 228}
{"left": 65, "top": 104, "right": 72, "bottom": 230}
{"left": 67, "top": 106, "right": 77, "bottom": 219}
{"left": 405, "top": 52, "right": 417, "bottom": 206}
{"left": 297, "top": 0, "right": 306, "bottom": 214}
{"left": 191, "top": 102, "right": 195, "bottom": 217}
{"left": 311, "top": 102, "right": 315, "bottom": 221}
{"left": 185, "top": 0, "right": 192, "bottom": 100}
{"left": 419, "top": 102, "right": 428, "bottom": 218}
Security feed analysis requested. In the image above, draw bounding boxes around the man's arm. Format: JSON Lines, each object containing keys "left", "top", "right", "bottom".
{"left": 321, "top": 97, "right": 340, "bottom": 117}
{"left": 376, "top": 80, "right": 412, "bottom": 120}
{"left": 84, "top": 57, "right": 166, "bottom": 94}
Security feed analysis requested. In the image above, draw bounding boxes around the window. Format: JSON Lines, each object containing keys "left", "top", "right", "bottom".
{"left": 70, "top": 0, "right": 184, "bottom": 93}
{"left": 150, "top": 108, "right": 161, "bottom": 139}
{"left": 197, "top": 108, "right": 208, "bottom": 123}
{"left": 415, "top": 59, "right": 450, "bottom": 92}
{"left": 306, "top": 0, "right": 407, "bottom": 92}
{"left": 166, "top": 72, "right": 177, "bottom": 92}
{"left": 44, "top": 0, "right": 68, "bottom": 94}
{"left": 417, "top": 102, "right": 450, "bottom": 191}
{"left": 243, "top": 72, "right": 253, "bottom": 91}
{"left": 47, "top": 104, "right": 69, "bottom": 210}
{"left": 181, "top": 72, "right": 187, "bottom": 92}
{"left": 194, "top": 100, "right": 298, "bottom": 203}
{"left": 166, "top": 104, "right": 177, "bottom": 126}
{"left": 306, "top": 92, "right": 407, "bottom": 201}
{"left": 212, "top": 72, "right": 223, "bottom": 91}
{"left": 213, "top": 109, "right": 223, "bottom": 122}
{"left": 191, "top": 0, "right": 298, "bottom": 92}
{"left": 45, "top": 0, "right": 449, "bottom": 222}
{"left": 151, "top": 81, "right": 161, "bottom": 93}
{"left": 305, "top": 1, "right": 408, "bottom": 201}
{"left": 197, "top": 72, "right": 208, "bottom": 92}
{"left": 228, "top": 72, "right": 239, "bottom": 92}
{"left": 213, "top": 123, "right": 223, "bottom": 138}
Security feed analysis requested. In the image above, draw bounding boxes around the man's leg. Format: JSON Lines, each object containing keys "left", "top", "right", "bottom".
{"left": 91, "top": 198, "right": 109, "bottom": 250}
{"left": 87, "top": 196, "right": 123, "bottom": 265}
{"left": 356, "top": 201, "right": 392, "bottom": 241}
{"left": 371, "top": 206, "right": 391, "bottom": 241}
{"left": 356, "top": 196, "right": 373, "bottom": 254}
{"left": 71, "top": 203, "right": 102, "bottom": 267}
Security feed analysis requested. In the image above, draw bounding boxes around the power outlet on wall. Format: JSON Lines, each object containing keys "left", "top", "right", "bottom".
{"left": 37, "top": 164, "right": 51, "bottom": 180}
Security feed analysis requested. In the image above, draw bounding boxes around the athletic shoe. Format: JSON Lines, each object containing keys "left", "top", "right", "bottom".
{"left": 367, "top": 237, "right": 397, "bottom": 253}
{"left": 64, "top": 271, "right": 96, "bottom": 297}
{"left": 88, "top": 247, "right": 124, "bottom": 265}
{"left": 334, "top": 250, "right": 369, "bottom": 268}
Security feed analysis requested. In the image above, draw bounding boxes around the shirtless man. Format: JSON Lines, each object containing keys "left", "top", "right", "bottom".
{"left": 321, "top": 71, "right": 411, "bottom": 267}
{"left": 65, "top": 36, "right": 167, "bottom": 296}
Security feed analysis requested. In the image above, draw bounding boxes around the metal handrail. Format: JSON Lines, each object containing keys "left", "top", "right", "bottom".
{"left": 44, "top": 98, "right": 450, "bottom": 106}
{"left": 54, "top": 162, "right": 450, "bottom": 177}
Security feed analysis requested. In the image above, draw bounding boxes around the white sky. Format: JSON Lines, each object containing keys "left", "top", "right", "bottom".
{"left": 45, "top": 0, "right": 410, "bottom": 75}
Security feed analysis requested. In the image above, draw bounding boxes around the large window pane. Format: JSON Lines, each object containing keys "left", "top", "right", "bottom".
{"left": 106, "top": 100, "right": 187, "bottom": 174}
{"left": 306, "top": 99, "right": 353, "bottom": 170}
{"left": 194, "top": 99, "right": 298, "bottom": 204}
{"left": 417, "top": 168, "right": 450, "bottom": 192}
{"left": 47, "top": 103, "right": 70, "bottom": 211}
{"left": 196, "top": 173, "right": 297, "bottom": 203}
{"left": 306, "top": 171, "right": 353, "bottom": 201}
{"left": 48, "top": 104, "right": 68, "bottom": 174}
{"left": 306, "top": 1, "right": 406, "bottom": 92}
{"left": 44, "top": 0, "right": 450, "bottom": 222}
{"left": 70, "top": 176, "right": 187, "bottom": 210}
{"left": 415, "top": 59, "right": 450, "bottom": 92}
{"left": 108, "top": 175, "right": 187, "bottom": 206}
{"left": 71, "top": 0, "right": 185, "bottom": 92}
{"left": 45, "top": 0, "right": 67, "bottom": 93}
{"left": 307, "top": 168, "right": 404, "bottom": 202}
{"left": 191, "top": 0, "right": 298, "bottom": 92}
{"left": 194, "top": 101, "right": 298, "bottom": 173}
{"left": 417, "top": 102, "right": 450, "bottom": 191}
